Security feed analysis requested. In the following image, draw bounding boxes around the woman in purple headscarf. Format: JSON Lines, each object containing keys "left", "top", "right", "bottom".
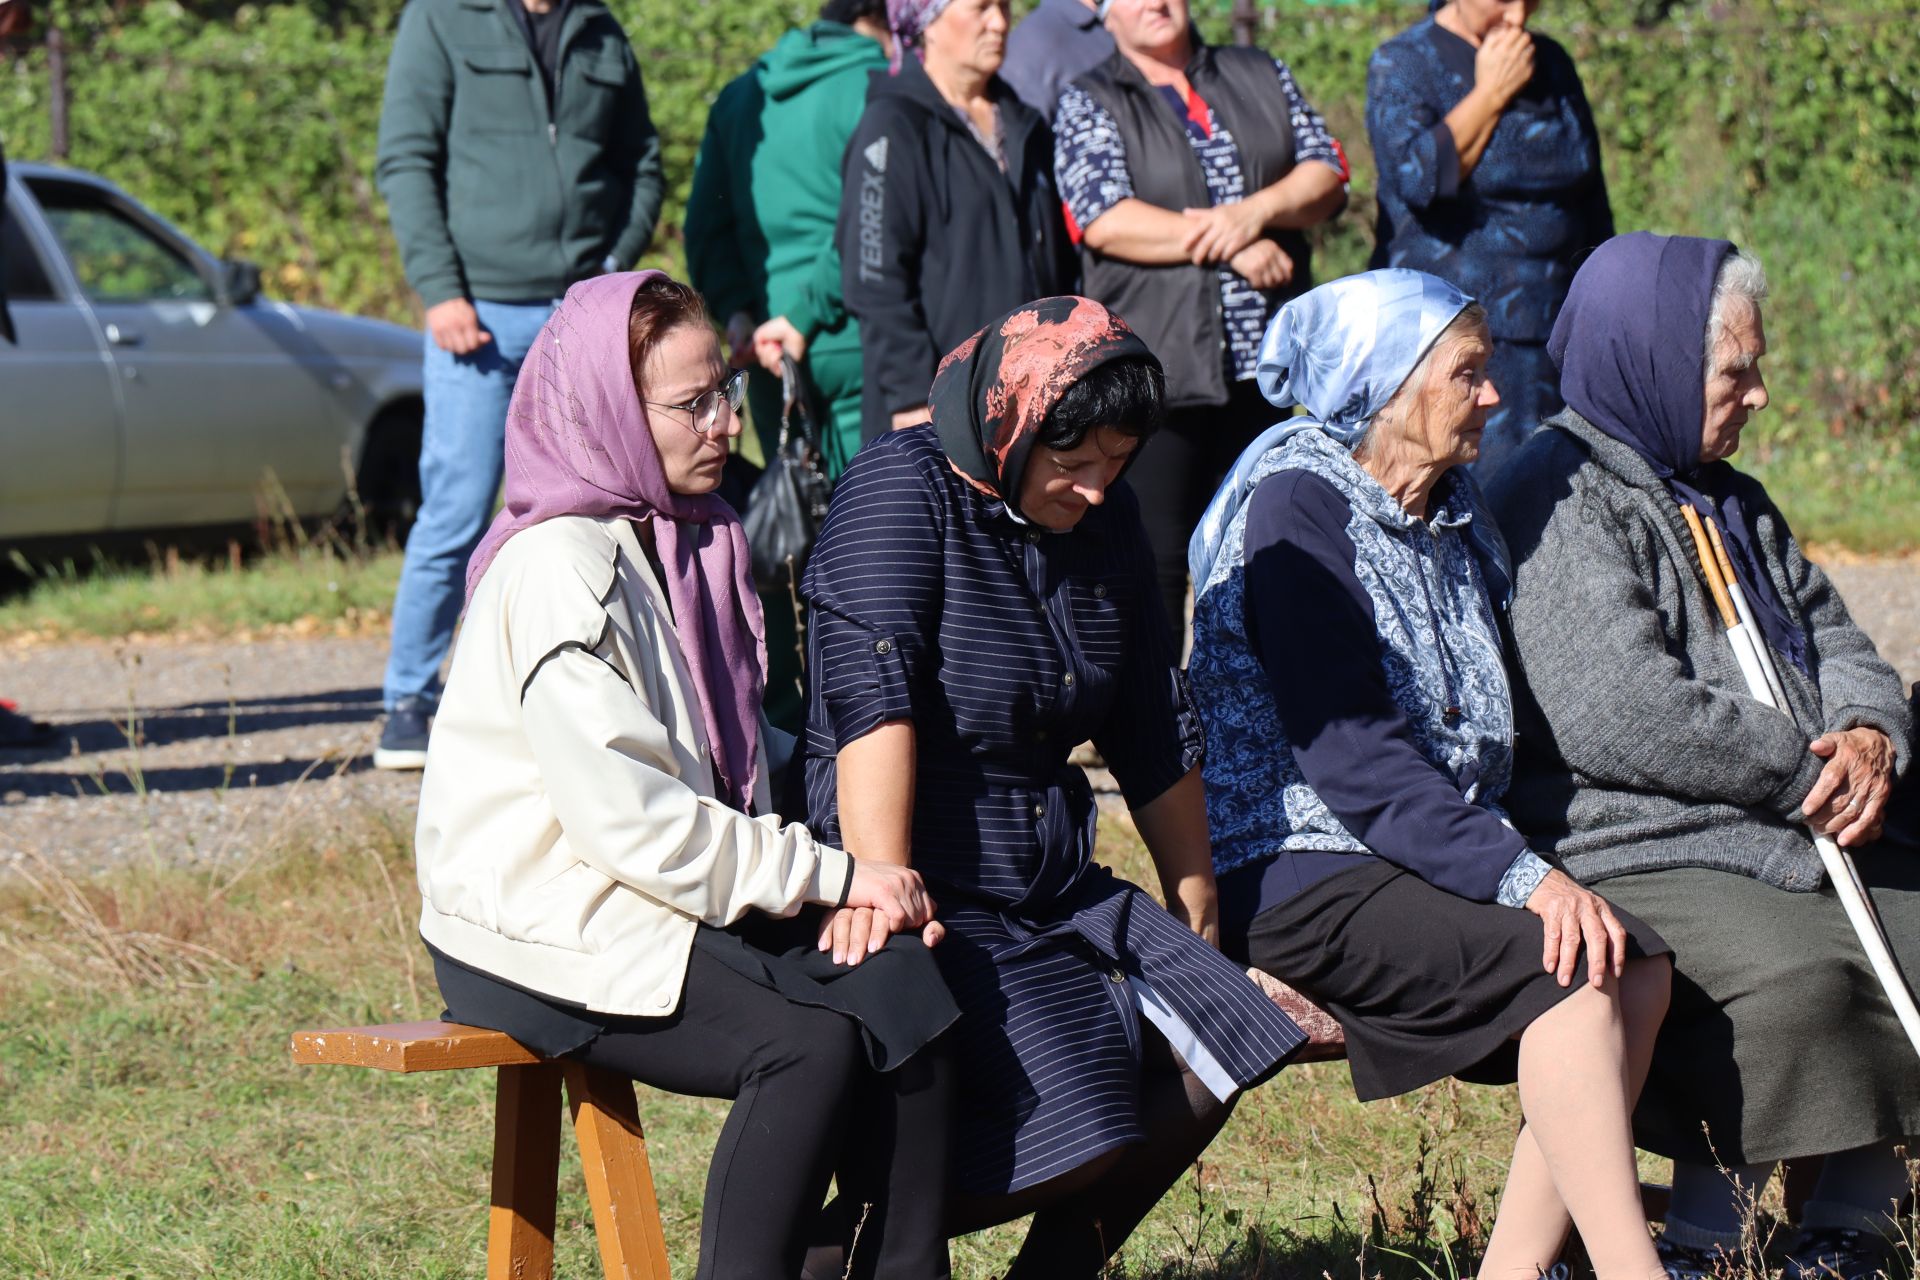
{"left": 1490, "top": 233, "right": 1920, "bottom": 1280}
{"left": 413, "top": 271, "right": 960, "bottom": 1280}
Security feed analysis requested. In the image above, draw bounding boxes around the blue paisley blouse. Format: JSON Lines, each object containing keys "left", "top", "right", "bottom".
{"left": 1366, "top": 18, "right": 1613, "bottom": 346}
{"left": 1188, "top": 428, "right": 1550, "bottom": 908}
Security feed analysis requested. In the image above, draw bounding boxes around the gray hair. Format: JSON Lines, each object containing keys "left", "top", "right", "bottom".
{"left": 1706, "top": 249, "right": 1769, "bottom": 363}
{"left": 1355, "top": 302, "right": 1491, "bottom": 456}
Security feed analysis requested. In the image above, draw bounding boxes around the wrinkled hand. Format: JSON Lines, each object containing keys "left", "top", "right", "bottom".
{"left": 752, "top": 315, "right": 807, "bottom": 375}
{"left": 819, "top": 860, "right": 943, "bottom": 965}
{"left": 426, "top": 298, "right": 492, "bottom": 356}
{"left": 724, "top": 310, "right": 757, "bottom": 370}
{"left": 1803, "top": 727, "right": 1896, "bottom": 848}
{"left": 1228, "top": 239, "right": 1295, "bottom": 292}
{"left": 1180, "top": 199, "right": 1267, "bottom": 266}
{"left": 1473, "top": 25, "right": 1535, "bottom": 108}
{"left": 1524, "top": 868, "right": 1628, "bottom": 988}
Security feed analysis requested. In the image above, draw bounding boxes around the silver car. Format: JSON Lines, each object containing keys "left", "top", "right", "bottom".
{"left": 1, "top": 162, "right": 424, "bottom": 545}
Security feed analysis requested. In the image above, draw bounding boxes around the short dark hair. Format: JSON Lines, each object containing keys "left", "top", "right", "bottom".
{"left": 1037, "top": 356, "right": 1166, "bottom": 451}
{"left": 820, "top": 0, "right": 886, "bottom": 23}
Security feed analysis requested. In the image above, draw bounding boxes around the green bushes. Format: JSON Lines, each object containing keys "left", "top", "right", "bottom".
{"left": 6, "top": 0, "right": 1918, "bottom": 482}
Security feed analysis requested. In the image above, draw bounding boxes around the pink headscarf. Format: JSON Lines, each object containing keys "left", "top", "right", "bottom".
{"left": 466, "top": 271, "right": 766, "bottom": 810}
{"left": 886, "top": 0, "right": 954, "bottom": 71}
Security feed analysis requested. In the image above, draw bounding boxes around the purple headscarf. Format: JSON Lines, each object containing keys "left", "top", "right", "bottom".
{"left": 467, "top": 271, "right": 767, "bottom": 808}
{"left": 1549, "top": 232, "right": 1805, "bottom": 673}
{"left": 887, "top": 0, "right": 954, "bottom": 71}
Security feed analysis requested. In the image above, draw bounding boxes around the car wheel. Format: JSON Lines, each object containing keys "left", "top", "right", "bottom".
{"left": 352, "top": 402, "right": 423, "bottom": 547}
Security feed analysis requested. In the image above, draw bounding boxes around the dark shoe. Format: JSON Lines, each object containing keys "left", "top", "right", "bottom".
{"left": 372, "top": 698, "right": 431, "bottom": 770}
{"left": 1782, "top": 1227, "right": 1897, "bottom": 1280}
{"left": 0, "top": 703, "right": 56, "bottom": 750}
{"left": 1657, "top": 1236, "right": 1738, "bottom": 1280}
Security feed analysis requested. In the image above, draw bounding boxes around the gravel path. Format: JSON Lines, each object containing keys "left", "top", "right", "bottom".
{"left": 3, "top": 562, "right": 1915, "bottom": 877}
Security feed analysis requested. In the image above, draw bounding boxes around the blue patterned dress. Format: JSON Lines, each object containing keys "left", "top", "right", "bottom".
{"left": 802, "top": 426, "right": 1306, "bottom": 1194}
{"left": 1366, "top": 18, "right": 1613, "bottom": 475}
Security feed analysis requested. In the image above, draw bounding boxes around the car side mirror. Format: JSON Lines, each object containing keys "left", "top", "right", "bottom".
{"left": 220, "top": 258, "right": 262, "bottom": 307}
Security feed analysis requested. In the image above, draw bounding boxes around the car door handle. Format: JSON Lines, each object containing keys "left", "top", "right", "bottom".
{"left": 103, "top": 323, "right": 144, "bottom": 347}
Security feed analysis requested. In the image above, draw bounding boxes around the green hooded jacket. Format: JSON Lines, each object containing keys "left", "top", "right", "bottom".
{"left": 686, "top": 21, "right": 885, "bottom": 469}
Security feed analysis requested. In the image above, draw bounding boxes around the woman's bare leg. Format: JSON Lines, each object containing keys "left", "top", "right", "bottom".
{"left": 1479, "top": 957, "right": 1671, "bottom": 1280}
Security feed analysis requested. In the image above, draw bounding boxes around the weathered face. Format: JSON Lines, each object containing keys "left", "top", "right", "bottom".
{"left": 642, "top": 323, "right": 739, "bottom": 496}
{"left": 1015, "top": 427, "right": 1141, "bottom": 532}
{"left": 923, "top": 0, "right": 1010, "bottom": 80}
{"left": 1380, "top": 326, "right": 1500, "bottom": 473}
{"left": 1699, "top": 301, "right": 1769, "bottom": 465}
{"left": 1448, "top": 0, "right": 1538, "bottom": 37}
{"left": 1104, "top": 0, "right": 1191, "bottom": 55}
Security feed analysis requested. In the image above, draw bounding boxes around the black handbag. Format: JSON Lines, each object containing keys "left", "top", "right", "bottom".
{"left": 743, "top": 356, "right": 834, "bottom": 594}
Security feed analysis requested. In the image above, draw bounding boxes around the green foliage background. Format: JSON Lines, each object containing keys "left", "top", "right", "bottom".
{"left": 5, "top": 0, "right": 1919, "bottom": 505}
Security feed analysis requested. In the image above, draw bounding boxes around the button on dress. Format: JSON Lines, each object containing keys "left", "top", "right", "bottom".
{"left": 802, "top": 426, "right": 1305, "bottom": 1195}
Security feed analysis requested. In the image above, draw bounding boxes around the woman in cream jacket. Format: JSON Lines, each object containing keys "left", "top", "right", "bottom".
{"left": 415, "top": 271, "right": 958, "bottom": 1280}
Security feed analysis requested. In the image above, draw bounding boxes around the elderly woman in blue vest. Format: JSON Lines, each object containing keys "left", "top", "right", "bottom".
{"left": 1054, "top": 0, "right": 1348, "bottom": 631}
{"left": 1489, "top": 234, "right": 1920, "bottom": 1280}
{"left": 1188, "top": 270, "right": 1673, "bottom": 1280}
{"left": 1366, "top": 0, "right": 1612, "bottom": 480}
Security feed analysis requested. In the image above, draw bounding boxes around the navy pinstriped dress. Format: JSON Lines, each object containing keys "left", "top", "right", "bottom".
{"left": 801, "top": 425, "right": 1305, "bottom": 1196}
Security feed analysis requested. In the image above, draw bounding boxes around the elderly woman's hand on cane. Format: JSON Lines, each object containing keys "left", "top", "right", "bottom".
{"left": 1803, "top": 726, "right": 1897, "bottom": 848}
{"left": 1525, "top": 868, "right": 1631, "bottom": 988}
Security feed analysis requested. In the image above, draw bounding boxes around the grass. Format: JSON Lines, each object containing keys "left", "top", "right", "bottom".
{"left": 0, "top": 804, "right": 1529, "bottom": 1280}
{"left": 1743, "top": 437, "right": 1920, "bottom": 557}
{"left": 10, "top": 796, "right": 1911, "bottom": 1280}
{"left": 7, "top": 777, "right": 1920, "bottom": 1279}
{"left": 0, "top": 542, "right": 402, "bottom": 644}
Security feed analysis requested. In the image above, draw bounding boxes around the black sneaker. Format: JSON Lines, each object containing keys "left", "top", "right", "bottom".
{"left": 373, "top": 698, "right": 432, "bottom": 770}
{"left": 1656, "top": 1236, "right": 1737, "bottom": 1280}
{"left": 1782, "top": 1227, "right": 1897, "bottom": 1280}
{"left": 0, "top": 703, "right": 55, "bottom": 750}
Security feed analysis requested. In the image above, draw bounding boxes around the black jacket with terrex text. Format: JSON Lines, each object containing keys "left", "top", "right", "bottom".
{"left": 837, "top": 56, "right": 1077, "bottom": 442}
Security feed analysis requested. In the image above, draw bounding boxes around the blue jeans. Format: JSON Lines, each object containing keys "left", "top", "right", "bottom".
{"left": 383, "top": 299, "right": 556, "bottom": 710}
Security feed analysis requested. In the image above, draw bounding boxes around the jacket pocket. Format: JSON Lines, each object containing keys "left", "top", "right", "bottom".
{"left": 1066, "top": 574, "right": 1130, "bottom": 674}
{"left": 452, "top": 45, "right": 537, "bottom": 134}
{"left": 562, "top": 53, "right": 630, "bottom": 141}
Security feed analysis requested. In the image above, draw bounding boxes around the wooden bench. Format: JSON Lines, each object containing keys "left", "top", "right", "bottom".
{"left": 290, "top": 1021, "right": 671, "bottom": 1280}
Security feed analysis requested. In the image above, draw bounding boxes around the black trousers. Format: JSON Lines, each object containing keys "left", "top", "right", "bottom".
{"left": 1126, "top": 378, "right": 1277, "bottom": 635}
{"left": 566, "top": 944, "right": 954, "bottom": 1280}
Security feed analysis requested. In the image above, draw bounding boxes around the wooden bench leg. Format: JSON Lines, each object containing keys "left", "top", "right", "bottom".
{"left": 488, "top": 1062, "right": 564, "bottom": 1280}
{"left": 563, "top": 1062, "right": 672, "bottom": 1280}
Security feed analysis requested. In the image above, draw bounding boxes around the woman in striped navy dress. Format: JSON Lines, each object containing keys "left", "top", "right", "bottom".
{"left": 800, "top": 296, "right": 1305, "bottom": 1276}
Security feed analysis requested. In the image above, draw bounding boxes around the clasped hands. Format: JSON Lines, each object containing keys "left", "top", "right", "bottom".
{"left": 1802, "top": 726, "right": 1896, "bottom": 848}
{"left": 1176, "top": 201, "right": 1294, "bottom": 291}
{"left": 817, "top": 859, "right": 946, "bottom": 967}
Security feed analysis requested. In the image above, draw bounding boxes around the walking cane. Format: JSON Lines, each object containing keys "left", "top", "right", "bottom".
{"left": 1677, "top": 503, "right": 1920, "bottom": 1061}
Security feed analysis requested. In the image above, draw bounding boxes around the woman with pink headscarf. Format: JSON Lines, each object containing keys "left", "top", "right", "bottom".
{"left": 413, "top": 271, "right": 960, "bottom": 1280}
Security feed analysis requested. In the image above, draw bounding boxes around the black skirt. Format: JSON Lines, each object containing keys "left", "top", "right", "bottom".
{"left": 429, "top": 909, "right": 960, "bottom": 1072}
{"left": 1230, "top": 859, "right": 1671, "bottom": 1101}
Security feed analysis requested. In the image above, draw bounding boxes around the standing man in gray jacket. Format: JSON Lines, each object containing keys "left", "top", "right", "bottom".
{"left": 373, "top": 0, "right": 663, "bottom": 769}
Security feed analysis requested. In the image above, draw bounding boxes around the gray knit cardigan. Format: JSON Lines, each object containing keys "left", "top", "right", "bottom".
{"left": 1486, "top": 411, "right": 1915, "bottom": 890}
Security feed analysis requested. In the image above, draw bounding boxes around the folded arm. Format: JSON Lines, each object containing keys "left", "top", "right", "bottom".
{"left": 1247, "top": 473, "right": 1543, "bottom": 904}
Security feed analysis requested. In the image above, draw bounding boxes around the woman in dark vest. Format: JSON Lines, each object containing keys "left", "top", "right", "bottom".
{"left": 1366, "top": 0, "right": 1613, "bottom": 481}
{"left": 1053, "top": 0, "right": 1347, "bottom": 630}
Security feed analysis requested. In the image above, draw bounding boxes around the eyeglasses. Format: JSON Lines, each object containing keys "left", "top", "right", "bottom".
{"left": 645, "top": 368, "right": 746, "bottom": 435}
